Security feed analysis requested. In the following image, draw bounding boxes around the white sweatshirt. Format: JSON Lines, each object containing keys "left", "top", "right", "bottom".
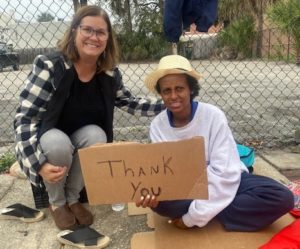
{"left": 150, "top": 102, "right": 248, "bottom": 228}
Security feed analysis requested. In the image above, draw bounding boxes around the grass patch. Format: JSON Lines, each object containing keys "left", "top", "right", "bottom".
{"left": 0, "top": 152, "right": 16, "bottom": 173}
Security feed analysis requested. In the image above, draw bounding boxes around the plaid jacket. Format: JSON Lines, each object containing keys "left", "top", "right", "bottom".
{"left": 14, "top": 53, "right": 164, "bottom": 186}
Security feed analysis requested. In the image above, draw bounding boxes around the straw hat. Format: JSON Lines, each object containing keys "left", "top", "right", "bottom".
{"left": 144, "top": 55, "right": 202, "bottom": 92}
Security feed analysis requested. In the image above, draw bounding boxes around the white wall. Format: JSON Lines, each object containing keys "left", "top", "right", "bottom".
{"left": 1, "top": 12, "right": 70, "bottom": 49}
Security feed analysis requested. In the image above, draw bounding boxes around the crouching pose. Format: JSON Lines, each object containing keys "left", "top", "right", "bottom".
{"left": 14, "top": 5, "right": 164, "bottom": 231}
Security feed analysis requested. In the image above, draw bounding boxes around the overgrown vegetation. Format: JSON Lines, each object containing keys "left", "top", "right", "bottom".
{"left": 218, "top": 0, "right": 277, "bottom": 58}
{"left": 37, "top": 12, "right": 55, "bottom": 22}
{"left": 15, "top": 0, "right": 298, "bottom": 64}
{"left": 116, "top": 32, "right": 169, "bottom": 61}
{"left": 217, "top": 16, "right": 257, "bottom": 59}
{"left": 107, "top": 0, "right": 169, "bottom": 61}
{"left": 267, "top": 0, "right": 300, "bottom": 65}
{"left": 0, "top": 152, "right": 16, "bottom": 173}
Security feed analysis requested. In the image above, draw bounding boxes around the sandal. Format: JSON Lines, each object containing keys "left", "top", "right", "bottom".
{"left": 57, "top": 225, "right": 110, "bottom": 248}
{"left": 0, "top": 203, "right": 45, "bottom": 223}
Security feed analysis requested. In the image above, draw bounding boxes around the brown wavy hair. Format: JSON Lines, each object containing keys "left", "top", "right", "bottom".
{"left": 57, "top": 5, "right": 119, "bottom": 72}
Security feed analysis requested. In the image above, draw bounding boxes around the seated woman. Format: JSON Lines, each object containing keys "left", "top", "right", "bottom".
{"left": 136, "top": 54, "right": 294, "bottom": 231}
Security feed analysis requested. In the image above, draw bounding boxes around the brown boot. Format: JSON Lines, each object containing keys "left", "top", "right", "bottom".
{"left": 69, "top": 202, "right": 93, "bottom": 226}
{"left": 49, "top": 204, "right": 77, "bottom": 230}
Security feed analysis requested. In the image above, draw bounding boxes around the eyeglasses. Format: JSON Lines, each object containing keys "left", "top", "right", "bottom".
{"left": 78, "top": 25, "right": 109, "bottom": 41}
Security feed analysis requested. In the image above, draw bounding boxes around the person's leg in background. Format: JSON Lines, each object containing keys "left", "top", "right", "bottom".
{"left": 217, "top": 172, "right": 294, "bottom": 231}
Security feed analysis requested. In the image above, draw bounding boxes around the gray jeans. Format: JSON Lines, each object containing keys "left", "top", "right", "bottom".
{"left": 40, "top": 125, "right": 107, "bottom": 207}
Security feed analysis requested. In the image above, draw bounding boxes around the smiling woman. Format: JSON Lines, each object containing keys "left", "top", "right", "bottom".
{"left": 137, "top": 54, "right": 294, "bottom": 232}
{"left": 13, "top": 5, "right": 164, "bottom": 234}
{"left": 73, "top": 15, "right": 109, "bottom": 74}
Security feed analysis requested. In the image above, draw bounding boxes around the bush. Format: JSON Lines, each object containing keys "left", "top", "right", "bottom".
{"left": 218, "top": 16, "right": 257, "bottom": 59}
{"left": 0, "top": 152, "right": 16, "bottom": 173}
{"left": 116, "top": 32, "right": 169, "bottom": 62}
{"left": 267, "top": 0, "right": 300, "bottom": 65}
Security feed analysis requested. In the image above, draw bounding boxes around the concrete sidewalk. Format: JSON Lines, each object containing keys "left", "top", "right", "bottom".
{"left": 0, "top": 149, "right": 299, "bottom": 249}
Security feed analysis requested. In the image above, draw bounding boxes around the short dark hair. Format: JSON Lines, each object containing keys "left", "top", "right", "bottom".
{"left": 155, "top": 74, "right": 200, "bottom": 99}
{"left": 57, "top": 5, "right": 119, "bottom": 72}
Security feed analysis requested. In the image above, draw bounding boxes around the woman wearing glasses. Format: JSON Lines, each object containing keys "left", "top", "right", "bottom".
{"left": 14, "top": 5, "right": 164, "bottom": 231}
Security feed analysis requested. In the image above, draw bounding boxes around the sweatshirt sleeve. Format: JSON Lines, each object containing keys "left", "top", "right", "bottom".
{"left": 182, "top": 111, "right": 243, "bottom": 227}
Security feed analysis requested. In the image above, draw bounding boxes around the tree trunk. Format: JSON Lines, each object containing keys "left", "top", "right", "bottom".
{"left": 296, "top": 48, "right": 300, "bottom": 66}
{"left": 73, "top": 0, "right": 79, "bottom": 13}
{"left": 73, "top": 0, "right": 87, "bottom": 13}
{"left": 158, "top": 0, "right": 164, "bottom": 14}
{"left": 124, "top": 0, "right": 132, "bottom": 32}
{"left": 249, "top": 0, "right": 262, "bottom": 58}
{"left": 80, "top": 0, "right": 88, "bottom": 6}
{"left": 256, "top": 1, "right": 263, "bottom": 58}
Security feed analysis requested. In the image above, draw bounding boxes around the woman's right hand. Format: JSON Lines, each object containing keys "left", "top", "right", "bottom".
{"left": 38, "top": 162, "right": 67, "bottom": 184}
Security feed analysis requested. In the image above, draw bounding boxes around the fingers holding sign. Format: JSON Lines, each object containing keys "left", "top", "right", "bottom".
{"left": 135, "top": 195, "right": 191, "bottom": 230}
{"left": 136, "top": 195, "right": 159, "bottom": 209}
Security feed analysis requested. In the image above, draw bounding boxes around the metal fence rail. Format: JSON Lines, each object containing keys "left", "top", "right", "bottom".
{"left": 0, "top": 1, "right": 299, "bottom": 154}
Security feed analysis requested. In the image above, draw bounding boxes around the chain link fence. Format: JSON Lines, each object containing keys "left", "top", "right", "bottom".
{"left": 0, "top": 1, "right": 299, "bottom": 155}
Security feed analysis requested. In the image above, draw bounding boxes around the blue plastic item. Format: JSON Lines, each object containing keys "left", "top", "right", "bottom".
{"left": 237, "top": 144, "right": 255, "bottom": 172}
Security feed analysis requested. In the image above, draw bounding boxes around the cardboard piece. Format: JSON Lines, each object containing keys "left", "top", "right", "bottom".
{"left": 131, "top": 213, "right": 295, "bottom": 249}
{"left": 79, "top": 137, "right": 208, "bottom": 205}
{"left": 147, "top": 213, "right": 155, "bottom": 229}
{"left": 154, "top": 213, "right": 294, "bottom": 249}
{"left": 131, "top": 232, "right": 155, "bottom": 249}
{"left": 128, "top": 202, "right": 151, "bottom": 216}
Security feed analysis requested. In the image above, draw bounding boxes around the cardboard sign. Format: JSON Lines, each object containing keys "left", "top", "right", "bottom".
{"left": 78, "top": 137, "right": 208, "bottom": 205}
{"left": 130, "top": 213, "right": 295, "bottom": 249}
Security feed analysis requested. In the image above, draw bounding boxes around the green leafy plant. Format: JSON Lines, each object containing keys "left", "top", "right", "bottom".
{"left": 0, "top": 152, "right": 16, "bottom": 173}
{"left": 116, "top": 31, "right": 169, "bottom": 61}
{"left": 218, "top": 16, "right": 257, "bottom": 59}
{"left": 114, "top": 2, "right": 169, "bottom": 62}
{"left": 267, "top": 0, "right": 300, "bottom": 65}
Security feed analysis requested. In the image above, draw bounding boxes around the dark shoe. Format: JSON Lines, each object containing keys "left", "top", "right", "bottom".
{"left": 0, "top": 203, "right": 45, "bottom": 223}
{"left": 69, "top": 202, "right": 93, "bottom": 226}
{"left": 57, "top": 225, "right": 110, "bottom": 248}
{"left": 49, "top": 204, "right": 77, "bottom": 230}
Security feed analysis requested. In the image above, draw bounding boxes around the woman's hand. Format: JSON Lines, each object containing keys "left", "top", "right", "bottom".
{"left": 38, "top": 162, "right": 67, "bottom": 184}
{"left": 136, "top": 194, "right": 159, "bottom": 209}
{"left": 170, "top": 218, "right": 190, "bottom": 229}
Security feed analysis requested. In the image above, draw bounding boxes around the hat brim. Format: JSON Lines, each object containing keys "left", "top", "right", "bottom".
{"left": 145, "top": 68, "right": 202, "bottom": 93}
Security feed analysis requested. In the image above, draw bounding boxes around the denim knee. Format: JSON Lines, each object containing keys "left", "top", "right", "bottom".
{"left": 70, "top": 125, "right": 107, "bottom": 148}
{"left": 40, "top": 128, "right": 74, "bottom": 166}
